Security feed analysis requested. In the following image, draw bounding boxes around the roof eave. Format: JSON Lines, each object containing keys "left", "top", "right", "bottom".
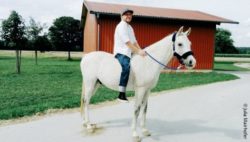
{"left": 90, "top": 11, "right": 238, "bottom": 25}
{"left": 219, "top": 21, "right": 239, "bottom": 24}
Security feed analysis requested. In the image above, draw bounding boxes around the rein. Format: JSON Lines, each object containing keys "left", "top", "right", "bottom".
{"left": 145, "top": 51, "right": 182, "bottom": 70}
{"left": 145, "top": 32, "right": 194, "bottom": 70}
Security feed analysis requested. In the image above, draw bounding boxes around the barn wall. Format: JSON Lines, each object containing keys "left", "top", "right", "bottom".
{"left": 97, "top": 16, "right": 216, "bottom": 69}
{"left": 83, "top": 12, "right": 98, "bottom": 53}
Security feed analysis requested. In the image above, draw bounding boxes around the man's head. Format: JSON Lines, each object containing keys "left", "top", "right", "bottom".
{"left": 121, "top": 8, "right": 133, "bottom": 23}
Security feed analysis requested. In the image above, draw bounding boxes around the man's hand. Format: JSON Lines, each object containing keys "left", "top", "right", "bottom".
{"left": 126, "top": 41, "right": 146, "bottom": 57}
{"left": 134, "top": 42, "right": 146, "bottom": 57}
{"left": 138, "top": 49, "right": 147, "bottom": 57}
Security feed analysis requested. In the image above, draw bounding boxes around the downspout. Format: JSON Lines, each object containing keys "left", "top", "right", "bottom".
{"left": 96, "top": 13, "right": 100, "bottom": 51}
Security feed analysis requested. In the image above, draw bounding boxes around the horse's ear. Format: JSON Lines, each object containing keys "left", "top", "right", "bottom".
{"left": 177, "top": 26, "right": 184, "bottom": 35}
{"left": 185, "top": 28, "right": 191, "bottom": 36}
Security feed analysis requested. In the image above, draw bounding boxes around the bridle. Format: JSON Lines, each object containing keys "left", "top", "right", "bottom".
{"left": 145, "top": 32, "right": 194, "bottom": 70}
{"left": 172, "top": 32, "right": 194, "bottom": 65}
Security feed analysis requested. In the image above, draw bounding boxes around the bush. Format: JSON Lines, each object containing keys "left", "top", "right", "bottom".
{"left": 215, "top": 28, "right": 238, "bottom": 54}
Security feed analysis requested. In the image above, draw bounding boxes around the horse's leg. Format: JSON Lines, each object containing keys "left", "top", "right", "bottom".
{"left": 80, "top": 80, "right": 85, "bottom": 123}
{"left": 140, "top": 90, "right": 151, "bottom": 137}
{"left": 82, "top": 80, "right": 98, "bottom": 133}
{"left": 132, "top": 87, "right": 146, "bottom": 142}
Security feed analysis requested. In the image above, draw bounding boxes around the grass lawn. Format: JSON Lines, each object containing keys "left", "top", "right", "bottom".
{"left": 214, "top": 61, "right": 250, "bottom": 71}
{"left": 0, "top": 53, "right": 239, "bottom": 120}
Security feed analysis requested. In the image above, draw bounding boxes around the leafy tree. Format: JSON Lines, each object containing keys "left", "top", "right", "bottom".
{"left": 34, "top": 35, "right": 52, "bottom": 52}
{"left": 1, "top": 11, "right": 26, "bottom": 74}
{"left": 0, "top": 24, "right": 8, "bottom": 50}
{"left": 0, "top": 40, "right": 4, "bottom": 49}
{"left": 26, "top": 17, "right": 46, "bottom": 64}
{"left": 215, "top": 28, "right": 238, "bottom": 54}
{"left": 49, "top": 16, "right": 82, "bottom": 60}
{"left": 238, "top": 47, "right": 250, "bottom": 54}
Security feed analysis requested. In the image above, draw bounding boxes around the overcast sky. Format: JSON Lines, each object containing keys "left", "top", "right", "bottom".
{"left": 0, "top": 0, "right": 249, "bottom": 47}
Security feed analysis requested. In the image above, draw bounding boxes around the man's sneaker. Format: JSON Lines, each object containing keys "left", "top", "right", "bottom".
{"left": 117, "top": 92, "right": 129, "bottom": 103}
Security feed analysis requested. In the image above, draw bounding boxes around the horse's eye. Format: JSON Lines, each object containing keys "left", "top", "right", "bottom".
{"left": 178, "top": 43, "right": 183, "bottom": 47}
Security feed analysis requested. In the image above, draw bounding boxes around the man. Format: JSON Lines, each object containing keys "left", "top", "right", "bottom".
{"left": 114, "top": 8, "right": 146, "bottom": 103}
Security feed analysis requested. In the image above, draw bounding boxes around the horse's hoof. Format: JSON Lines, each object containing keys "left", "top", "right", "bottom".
{"left": 142, "top": 130, "right": 151, "bottom": 137}
{"left": 87, "top": 127, "right": 95, "bottom": 133}
{"left": 83, "top": 122, "right": 96, "bottom": 128}
{"left": 90, "top": 123, "right": 97, "bottom": 129}
{"left": 133, "top": 136, "right": 141, "bottom": 142}
{"left": 86, "top": 123, "right": 97, "bottom": 133}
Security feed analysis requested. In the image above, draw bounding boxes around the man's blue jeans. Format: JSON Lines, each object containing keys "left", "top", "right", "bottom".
{"left": 115, "top": 53, "right": 130, "bottom": 87}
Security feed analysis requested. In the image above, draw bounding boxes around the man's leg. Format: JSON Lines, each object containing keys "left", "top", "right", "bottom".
{"left": 115, "top": 54, "right": 130, "bottom": 102}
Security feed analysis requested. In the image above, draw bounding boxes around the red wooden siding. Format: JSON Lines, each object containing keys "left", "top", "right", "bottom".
{"left": 98, "top": 17, "right": 215, "bottom": 69}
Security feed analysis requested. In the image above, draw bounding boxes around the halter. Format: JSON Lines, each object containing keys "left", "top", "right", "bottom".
{"left": 172, "top": 32, "right": 194, "bottom": 65}
{"left": 145, "top": 32, "right": 194, "bottom": 70}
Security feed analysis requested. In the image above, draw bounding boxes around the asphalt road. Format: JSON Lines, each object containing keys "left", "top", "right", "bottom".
{"left": 0, "top": 72, "right": 249, "bottom": 142}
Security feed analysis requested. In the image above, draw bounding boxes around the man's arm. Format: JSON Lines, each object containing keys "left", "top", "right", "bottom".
{"left": 133, "top": 42, "right": 146, "bottom": 56}
{"left": 133, "top": 42, "right": 141, "bottom": 50}
{"left": 126, "top": 41, "right": 146, "bottom": 56}
{"left": 118, "top": 23, "right": 146, "bottom": 56}
{"left": 126, "top": 41, "right": 140, "bottom": 53}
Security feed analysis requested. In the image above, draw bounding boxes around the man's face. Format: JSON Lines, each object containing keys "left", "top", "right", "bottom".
{"left": 121, "top": 12, "right": 133, "bottom": 23}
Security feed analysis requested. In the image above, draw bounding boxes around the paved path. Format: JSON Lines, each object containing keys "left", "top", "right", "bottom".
{"left": 235, "top": 63, "right": 250, "bottom": 69}
{"left": 0, "top": 72, "right": 249, "bottom": 142}
{"left": 215, "top": 57, "right": 250, "bottom": 62}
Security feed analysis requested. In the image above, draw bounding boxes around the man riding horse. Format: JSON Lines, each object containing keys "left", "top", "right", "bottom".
{"left": 114, "top": 8, "right": 146, "bottom": 103}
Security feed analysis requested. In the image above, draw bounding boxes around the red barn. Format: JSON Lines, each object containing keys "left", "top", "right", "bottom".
{"left": 81, "top": 1, "right": 238, "bottom": 69}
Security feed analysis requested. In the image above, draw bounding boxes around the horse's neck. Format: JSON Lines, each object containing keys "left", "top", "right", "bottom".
{"left": 145, "top": 34, "right": 174, "bottom": 69}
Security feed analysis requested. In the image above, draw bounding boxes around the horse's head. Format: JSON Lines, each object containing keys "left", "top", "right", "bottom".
{"left": 173, "top": 26, "right": 196, "bottom": 69}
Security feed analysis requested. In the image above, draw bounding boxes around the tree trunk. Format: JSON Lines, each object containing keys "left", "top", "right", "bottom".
{"left": 35, "top": 50, "right": 38, "bottom": 65}
{"left": 19, "top": 50, "right": 22, "bottom": 67}
{"left": 68, "top": 49, "right": 71, "bottom": 61}
{"left": 15, "top": 50, "right": 21, "bottom": 74}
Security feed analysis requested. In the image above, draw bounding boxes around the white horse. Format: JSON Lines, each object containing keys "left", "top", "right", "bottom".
{"left": 80, "top": 26, "right": 196, "bottom": 141}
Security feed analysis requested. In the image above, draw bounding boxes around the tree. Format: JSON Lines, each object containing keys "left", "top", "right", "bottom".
{"left": 49, "top": 16, "right": 82, "bottom": 60}
{"left": 215, "top": 28, "right": 238, "bottom": 54}
{"left": 0, "top": 40, "right": 4, "bottom": 49}
{"left": 1, "top": 11, "right": 26, "bottom": 74}
{"left": 34, "top": 35, "right": 52, "bottom": 52}
{"left": 0, "top": 26, "right": 8, "bottom": 50}
{"left": 26, "top": 17, "right": 46, "bottom": 65}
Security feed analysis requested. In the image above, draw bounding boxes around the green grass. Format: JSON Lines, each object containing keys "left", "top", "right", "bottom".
{"left": 0, "top": 54, "right": 239, "bottom": 120}
{"left": 214, "top": 61, "right": 250, "bottom": 71}
{"left": 0, "top": 56, "right": 82, "bottom": 119}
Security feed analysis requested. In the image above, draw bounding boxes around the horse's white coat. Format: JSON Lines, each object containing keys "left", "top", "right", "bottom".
{"left": 80, "top": 27, "right": 196, "bottom": 141}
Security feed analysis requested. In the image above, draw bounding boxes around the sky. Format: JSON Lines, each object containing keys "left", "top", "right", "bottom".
{"left": 0, "top": 0, "right": 249, "bottom": 47}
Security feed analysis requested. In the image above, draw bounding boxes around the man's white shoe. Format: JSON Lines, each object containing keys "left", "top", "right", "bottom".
{"left": 117, "top": 98, "right": 129, "bottom": 103}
